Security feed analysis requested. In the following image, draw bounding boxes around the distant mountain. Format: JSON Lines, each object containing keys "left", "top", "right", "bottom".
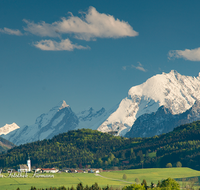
{"left": 0, "top": 123, "right": 20, "bottom": 135}
{"left": 2, "top": 101, "right": 107, "bottom": 145}
{"left": 125, "top": 100, "right": 200, "bottom": 138}
{"left": 76, "top": 106, "right": 116, "bottom": 130}
{"left": 2, "top": 70, "right": 200, "bottom": 144}
{"left": 0, "top": 136, "right": 14, "bottom": 153}
{"left": 2, "top": 101, "right": 79, "bottom": 145}
{"left": 98, "top": 70, "right": 200, "bottom": 136}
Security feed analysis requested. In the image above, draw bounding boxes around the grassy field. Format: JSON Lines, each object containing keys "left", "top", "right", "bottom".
{"left": 0, "top": 168, "right": 200, "bottom": 190}
{"left": 100, "top": 167, "right": 200, "bottom": 184}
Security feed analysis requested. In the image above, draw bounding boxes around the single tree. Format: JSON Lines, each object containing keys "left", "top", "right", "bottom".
{"left": 166, "top": 163, "right": 172, "bottom": 168}
{"left": 123, "top": 174, "right": 127, "bottom": 180}
{"left": 176, "top": 161, "right": 182, "bottom": 167}
{"left": 141, "top": 179, "right": 148, "bottom": 190}
{"left": 77, "top": 183, "right": 83, "bottom": 190}
{"left": 135, "top": 178, "right": 140, "bottom": 184}
{"left": 151, "top": 182, "right": 154, "bottom": 189}
{"left": 157, "top": 180, "right": 161, "bottom": 187}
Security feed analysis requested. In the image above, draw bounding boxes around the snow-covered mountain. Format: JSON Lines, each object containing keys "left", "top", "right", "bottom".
{"left": 76, "top": 106, "right": 118, "bottom": 130}
{"left": 2, "top": 101, "right": 79, "bottom": 145}
{"left": 97, "top": 70, "right": 200, "bottom": 135}
{"left": 1, "top": 101, "right": 108, "bottom": 145}
{"left": 125, "top": 100, "right": 200, "bottom": 138}
{"left": 0, "top": 123, "right": 20, "bottom": 135}
{"left": 2, "top": 70, "right": 200, "bottom": 144}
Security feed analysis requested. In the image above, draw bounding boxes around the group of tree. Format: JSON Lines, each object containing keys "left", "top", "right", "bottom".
{"left": 123, "top": 178, "right": 180, "bottom": 190}
{"left": 18, "top": 182, "right": 119, "bottom": 190}
{"left": 1, "top": 120, "right": 200, "bottom": 170}
{"left": 15, "top": 178, "right": 180, "bottom": 190}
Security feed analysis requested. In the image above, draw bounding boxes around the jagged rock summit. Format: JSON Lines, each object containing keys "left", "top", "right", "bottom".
{"left": 2, "top": 100, "right": 79, "bottom": 145}
{"left": 0, "top": 123, "right": 20, "bottom": 135}
{"left": 1, "top": 100, "right": 107, "bottom": 145}
{"left": 2, "top": 70, "right": 200, "bottom": 144}
{"left": 125, "top": 100, "right": 200, "bottom": 138}
{"left": 98, "top": 70, "right": 200, "bottom": 135}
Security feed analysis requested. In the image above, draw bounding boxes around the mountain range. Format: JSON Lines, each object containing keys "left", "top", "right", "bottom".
{"left": 2, "top": 120, "right": 200, "bottom": 170}
{"left": 1, "top": 70, "right": 200, "bottom": 145}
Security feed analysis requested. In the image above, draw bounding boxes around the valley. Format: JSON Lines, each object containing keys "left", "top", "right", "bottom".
{"left": 0, "top": 168, "right": 200, "bottom": 190}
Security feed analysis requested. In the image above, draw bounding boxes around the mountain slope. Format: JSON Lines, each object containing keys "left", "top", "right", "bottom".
{"left": 2, "top": 101, "right": 108, "bottom": 145}
{"left": 2, "top": 101, "right": 79, "bottom": 145}
{"left": 125, "top": 100, "right": 200, "bottom": 138}
{"left": 0, "top": 136, "right": 14, "bottom": 153}
{"left": 98, "top": 70, "right": 200, "bottom": 135}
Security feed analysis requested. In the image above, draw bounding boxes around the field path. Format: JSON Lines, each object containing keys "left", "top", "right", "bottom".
{"left": 95, "top": 174, "right": 133, "bottom": 184}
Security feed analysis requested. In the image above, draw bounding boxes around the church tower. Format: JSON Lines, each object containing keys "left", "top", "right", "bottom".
{"left": 27, "top": 154, "right": 31, "bottom": 172}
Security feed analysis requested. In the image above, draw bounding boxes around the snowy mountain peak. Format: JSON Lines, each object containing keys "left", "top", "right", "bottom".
{"left": 128, "top": 70, "right": 200, "bottom": 114}
{"left": 59, "top": 100, "right": 69, "bottom": 110}
{"left": 197, "top": 72, "right": 200, "bottom": 79}
{"left": 2, "top": 101, "right": 78, "bottom": 145}
{"left": 0, "top": 123, "right": 20, "bottom": 135}
{"left": 98, "top": 70, "right": 200, "bottom": 136}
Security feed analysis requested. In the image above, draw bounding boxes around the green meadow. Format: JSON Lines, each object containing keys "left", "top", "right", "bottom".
{"left": 100, "top": 167, "right": 200, "bottom": 184}
{"left": 1, "top": 168, "right": 200, "bottom": 190}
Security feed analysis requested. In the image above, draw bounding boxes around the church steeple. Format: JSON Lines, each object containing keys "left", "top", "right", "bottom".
{"left": 27, "top": 154, "right": 31, "bottom": 172}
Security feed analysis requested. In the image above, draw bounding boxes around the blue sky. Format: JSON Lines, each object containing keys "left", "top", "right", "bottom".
{"left": 1, "top": 0, "right": 200, "bottom": 127}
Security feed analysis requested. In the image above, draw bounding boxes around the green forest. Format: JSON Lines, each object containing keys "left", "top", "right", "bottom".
{"left": 1, "top": 120, "right": 200, "bottom": 170}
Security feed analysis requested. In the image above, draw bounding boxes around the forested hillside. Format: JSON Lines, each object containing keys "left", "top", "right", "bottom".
{"left": 0, "top": 136, "right": 14, "bottom": 153}
{"left": 1, "top": 120, "right": 200, "bottom": 170}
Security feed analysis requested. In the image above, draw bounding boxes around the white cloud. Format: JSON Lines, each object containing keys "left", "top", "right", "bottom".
{"left": 33, "top": 38, "right": 90, "bottom": 51}
{"left": 23, "top": 6, "right": 138, "bottom": 40}
{"left": 123, "top": 62, "right": 147, "bottom": 72}
{"left": 132, "top": 62, "right": 147, "bottom": 72}
{"left": 168, "top": 47, "right": 200, "bottom": 61}
{"left": 0, "top": 27, "right": 22, "bottom": 36}
{"left": 122, "top": 66, "right": 127, "bottom": 70}
{"left": 0, "top": 6, "right": 138, "bottom": 51}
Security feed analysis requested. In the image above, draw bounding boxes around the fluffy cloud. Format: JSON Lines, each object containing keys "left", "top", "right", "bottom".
{"left": 0, "top": 27, "right": 22, "bottom": 36}
{"left": 0, "top": 6, "right": 138, "bottom": 51}
{"left": 34, "top": 39, "right": 90, "bottom": 51}
{"left": 168, "top": 47, "right": 200, "bottom": 61}
{"left": 23, "top": 6, "right": 138, "bottom": 40}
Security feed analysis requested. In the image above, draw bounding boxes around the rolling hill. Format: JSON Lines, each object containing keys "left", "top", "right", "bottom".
{"left": 1, "top": 120, "right": 200, "bottom": 170}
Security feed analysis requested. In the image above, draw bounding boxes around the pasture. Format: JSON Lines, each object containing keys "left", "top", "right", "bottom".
{"left": 0, "top": 168, "right": 200, "bottom": 190}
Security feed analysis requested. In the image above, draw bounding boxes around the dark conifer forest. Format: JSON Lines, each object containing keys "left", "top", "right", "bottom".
{"left": 1, "top": 120, "right": 200, "bottom": 170}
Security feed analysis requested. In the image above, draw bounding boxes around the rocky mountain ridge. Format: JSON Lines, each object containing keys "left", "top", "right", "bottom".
{"left": 0, "top": 123, "right": 19, "bottom": 135}
{"left": 98, "top": 70, "right": 200, "bottom": 135}
{"left": 1, "top": 101, "right": 107, "bottom": 145}
{"left": 125, "top": 100, "right": 200, "bottom": 138}
{"left": 2, "top": 70, "right": 200, "bottom": 145}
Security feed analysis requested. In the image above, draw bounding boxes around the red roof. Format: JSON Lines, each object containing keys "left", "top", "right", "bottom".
{"left": 41, "top": 168, "right": 57, "bottom": 171}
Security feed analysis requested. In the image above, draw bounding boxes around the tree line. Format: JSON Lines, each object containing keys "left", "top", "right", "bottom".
{"left": 14, "top": 178, "right": 180, "bottom": 190}
{"left": 1, "top": 120, "right": 200, "bottom": 170}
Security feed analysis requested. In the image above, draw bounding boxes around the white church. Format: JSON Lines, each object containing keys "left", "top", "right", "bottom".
{"left": 18, "top": 155, "right": 31, "bottom": 172}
